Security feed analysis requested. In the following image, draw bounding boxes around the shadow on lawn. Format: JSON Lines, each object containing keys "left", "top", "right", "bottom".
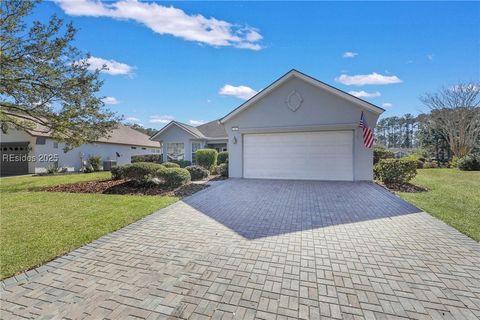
{"left": 184, "top": 179, "right": 422, "bottom": 240}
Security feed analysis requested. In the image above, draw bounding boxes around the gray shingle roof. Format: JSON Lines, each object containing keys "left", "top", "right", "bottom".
{"left": 24, "top": 121, "right": 160, "bottom": 148}
{"left": 196, "top": 120, "right": 227, "bottom": 139}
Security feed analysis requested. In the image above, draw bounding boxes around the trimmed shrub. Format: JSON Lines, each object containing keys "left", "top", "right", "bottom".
{"left": 373, "top": 146, "right": 394, "bottom": 164}
{"left": 185, "top": 165, "right": 209, "bottom": 181}
{"left": 210, "top": 165, "right": 219, "bottom": 175}
{"left": 171, "top": 160, "right": 191, "bottom": 168}
{"left": 217, "top": 151, "right": 228, "bottom": 165}
{"left": 458, "top": 153, "right": 480, "bottom": 171}
{"left": 402, "top": 155, "right": 424, "bottom": 169}
{"left": 131, "top": 154, "right": 162, "bottom": 163}
{"left": 88, "top": 155, "right": 102, "bottom": 171}
{"left": 374, "top": 159, "right": 417, "bottom": 184}
{"left": 218, "top": 163, "right": 228, "bottom": 177}
{"left": 159, "top": 167, "right": 191, "bottom": 187}
{"left": 110, "top": 165, "right": 125, "bottom": 180}
{"left": 123, "top": 162, "right": 165, "bottom": 184}
{"left": 423, "top": 161, "right": 438, "bottom": 169}
{"left": 196, "top": 149, "right": 218, "bottom": 170}
{"left": 161, "top": 161, "right": 180, "bottom": 168}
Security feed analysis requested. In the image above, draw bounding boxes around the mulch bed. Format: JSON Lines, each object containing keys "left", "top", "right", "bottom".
{"left": 377, "top": 182, "right": 428, "bottom": 193}
{"left": 37, "top": 179, "right": 209, "bottom": 197}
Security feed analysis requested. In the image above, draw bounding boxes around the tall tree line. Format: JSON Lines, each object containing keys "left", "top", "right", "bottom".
{"left": 375, "top": 114, "right": 418, "bottom": 149}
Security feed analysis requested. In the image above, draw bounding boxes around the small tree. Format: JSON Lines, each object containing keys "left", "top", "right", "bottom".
{"left": 0, "top": 1, "right": 121, "bottom": 150}
{"left": 420, "top": 83, "right": 480, "bottom": 157}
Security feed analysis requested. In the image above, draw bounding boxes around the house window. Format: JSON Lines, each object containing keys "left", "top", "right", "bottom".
{"left": 141, "top": 147, "right": 146, "bottom": 150}
{"left": 192, "top": 142, "right": 202, "bottom": 163}
{"left": 36, "top": 137, "right": 46, "bottom": 145}
{"left": 131, "top": 146, "right": 137, "bottom": 149}
{"left": 53, "top": 142, "right": 59, "bottom": 149}
{"left": 167, "top": 143, "right": 184, "bottom": 161}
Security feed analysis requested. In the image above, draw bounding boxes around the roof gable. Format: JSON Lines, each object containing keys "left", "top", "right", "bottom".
{"left": 150, "top": 121, "right": 205, "bottom": 140}
{"left": 220, "top": 69, "right": 385, "bottom": 123}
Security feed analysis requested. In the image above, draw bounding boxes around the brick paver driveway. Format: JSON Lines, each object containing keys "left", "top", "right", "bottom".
{"left": 2, "top": 179, "right": 480, "bottom": 319}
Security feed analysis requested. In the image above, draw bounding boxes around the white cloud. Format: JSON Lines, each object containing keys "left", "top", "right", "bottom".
{"left": 189, "top": 120, "right": 206, "bottom": 126}
{"left": 343, "top": 51, "right": 358, "bottom": 58}
{"left": 382, "top": 103, "right": 393, "bottom": 108}
{"left": 56, "top": 0, "right": 263, "bottom": 50}
{"left": 348, "top": 91, "right": 381, "bottom": 98}
{"left": 427, "top": 54, "right": 434, "bottom": 61}
{"left": 84, "top": 56, "right": 134, "bottom": 76}
{"left": 335, "top": 72, "right": 402, "bottom": 86}
{"left": 149, "top": 115, "right": 174, "bottom": 124}
{"left": 125, "top": 116, "right": 141, "bottom": 122}
{"left": 219, "top": 84, "right": 257, "bottom": 100}
{"left": 102, "top": 96, "right": 120, "bottom": 105}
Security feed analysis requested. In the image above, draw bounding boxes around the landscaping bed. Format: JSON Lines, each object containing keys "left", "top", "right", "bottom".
{"left": 377, "top": 182, "right": 428, "bottom": 193}
{"left": 37, "top": 178, "right": 211, "bottom": 197}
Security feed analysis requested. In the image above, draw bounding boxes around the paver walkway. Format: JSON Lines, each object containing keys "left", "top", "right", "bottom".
{"left": 1, "top": 179, "right": 479, "bottom": 319}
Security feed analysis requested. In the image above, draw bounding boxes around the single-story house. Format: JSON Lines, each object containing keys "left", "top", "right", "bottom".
{"left": 219, "top": 69, "right": 384, "bottom": 181}
{"left": 0, "top": 124, "right": 161, "bottom": 176}
{"left": 150, "top": 120, "right": 227, "bottom": 163}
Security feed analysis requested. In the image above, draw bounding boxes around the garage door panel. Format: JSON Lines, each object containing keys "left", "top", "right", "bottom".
{"left": 243, "top": 131, "right": 353, "bottom": 181}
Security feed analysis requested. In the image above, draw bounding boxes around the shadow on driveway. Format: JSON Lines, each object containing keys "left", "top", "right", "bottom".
{"left": 184, "top": 179, "right": 421, "bottom": 240}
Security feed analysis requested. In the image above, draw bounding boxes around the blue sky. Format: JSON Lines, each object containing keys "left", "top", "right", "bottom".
{"left": 32, "top": 1, "right": 479, "bottom": 128}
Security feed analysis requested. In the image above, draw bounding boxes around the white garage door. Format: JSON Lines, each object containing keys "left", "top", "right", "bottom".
{"left": 243, "top": 131, "right": 353, "bottom": 181}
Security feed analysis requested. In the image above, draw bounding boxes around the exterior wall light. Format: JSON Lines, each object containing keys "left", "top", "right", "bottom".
{"left": 232, "top": 126, "right": 239, "bottom": 131}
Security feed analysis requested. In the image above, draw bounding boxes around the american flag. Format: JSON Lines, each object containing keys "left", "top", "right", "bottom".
{"left": 359, "top": 112, "right": 374, "bottom": 148}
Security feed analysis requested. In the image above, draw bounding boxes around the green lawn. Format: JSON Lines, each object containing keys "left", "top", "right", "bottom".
{"left": 0, "top": 173, "right": 178, "bottom": 279}
{"left": 398, "top": 169, "right": 480, "bottom": 242}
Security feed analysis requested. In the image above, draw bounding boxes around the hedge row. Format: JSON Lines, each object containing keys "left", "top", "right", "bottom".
{"left": 111, "top": 162, "right": 190, "bottom": 187}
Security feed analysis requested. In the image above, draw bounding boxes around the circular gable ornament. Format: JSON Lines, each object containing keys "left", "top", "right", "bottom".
{"left": 286, "top": 90, "right": 303, "bottom": 112}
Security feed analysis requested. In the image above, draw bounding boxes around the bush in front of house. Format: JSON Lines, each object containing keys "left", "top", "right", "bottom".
{"left": 218, "top": 163, "right": 228, "bottom": 177}
{"left": 373, "top": 146, "right": 394, "bottom": 164}
{"left": 159, "top": 167, "right": 191, "bottom": 187}
{"left": 402, "top": 155, "right": 425, "bottom": 169}
{"left": 161, "top": 161, "right": 180, "bottom": 168}
{"left": 131, "top": 154, "right": 162, "bottom": 163}
{"left": 88, "top": 155, "right": 102, "bottom": 171}
{"left": 185, "top": 165, "right": 209, "bottom": 181}
{"left": 217, "top": 151, "right": 228, "bottom": 165}
{"left": 374, "top": 159, "right": 417, "bottom": 184}
{"left": 195, "top": 149, "right": 218, "bottom": 170}
{"left": 458, "top": 153, "right": 480, "bottom": 171}
{"left": 122, "top": 162, "right": 165, "bottom": 184}
{"left": 171, "top": 160, "right": 191, "bottom": 168}
{"left": 110, "top": 165, "right": 126, "bottom": 180}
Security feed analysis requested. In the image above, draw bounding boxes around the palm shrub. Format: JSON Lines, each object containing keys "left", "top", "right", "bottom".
{"left": 185, "top": 165, "right": 209, "bottom": 181}
{"left": 374, "top": 159, "right": 417, "bottom": 184}
{"left": 458, "top": 153, "right": 480, "bottom": 171}
{"left": 217, "top": 151, "right": 228, "bottom": 164}
{"left": 88, "top": 155, "right": 102, "bottom": 171}
{"left": 195, "top": 149, "right": 218, "bottom": 170}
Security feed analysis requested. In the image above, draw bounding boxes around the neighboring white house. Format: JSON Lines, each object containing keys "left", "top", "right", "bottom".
{"left": 0, "top": 124, "right": 161, "bottom": 176}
